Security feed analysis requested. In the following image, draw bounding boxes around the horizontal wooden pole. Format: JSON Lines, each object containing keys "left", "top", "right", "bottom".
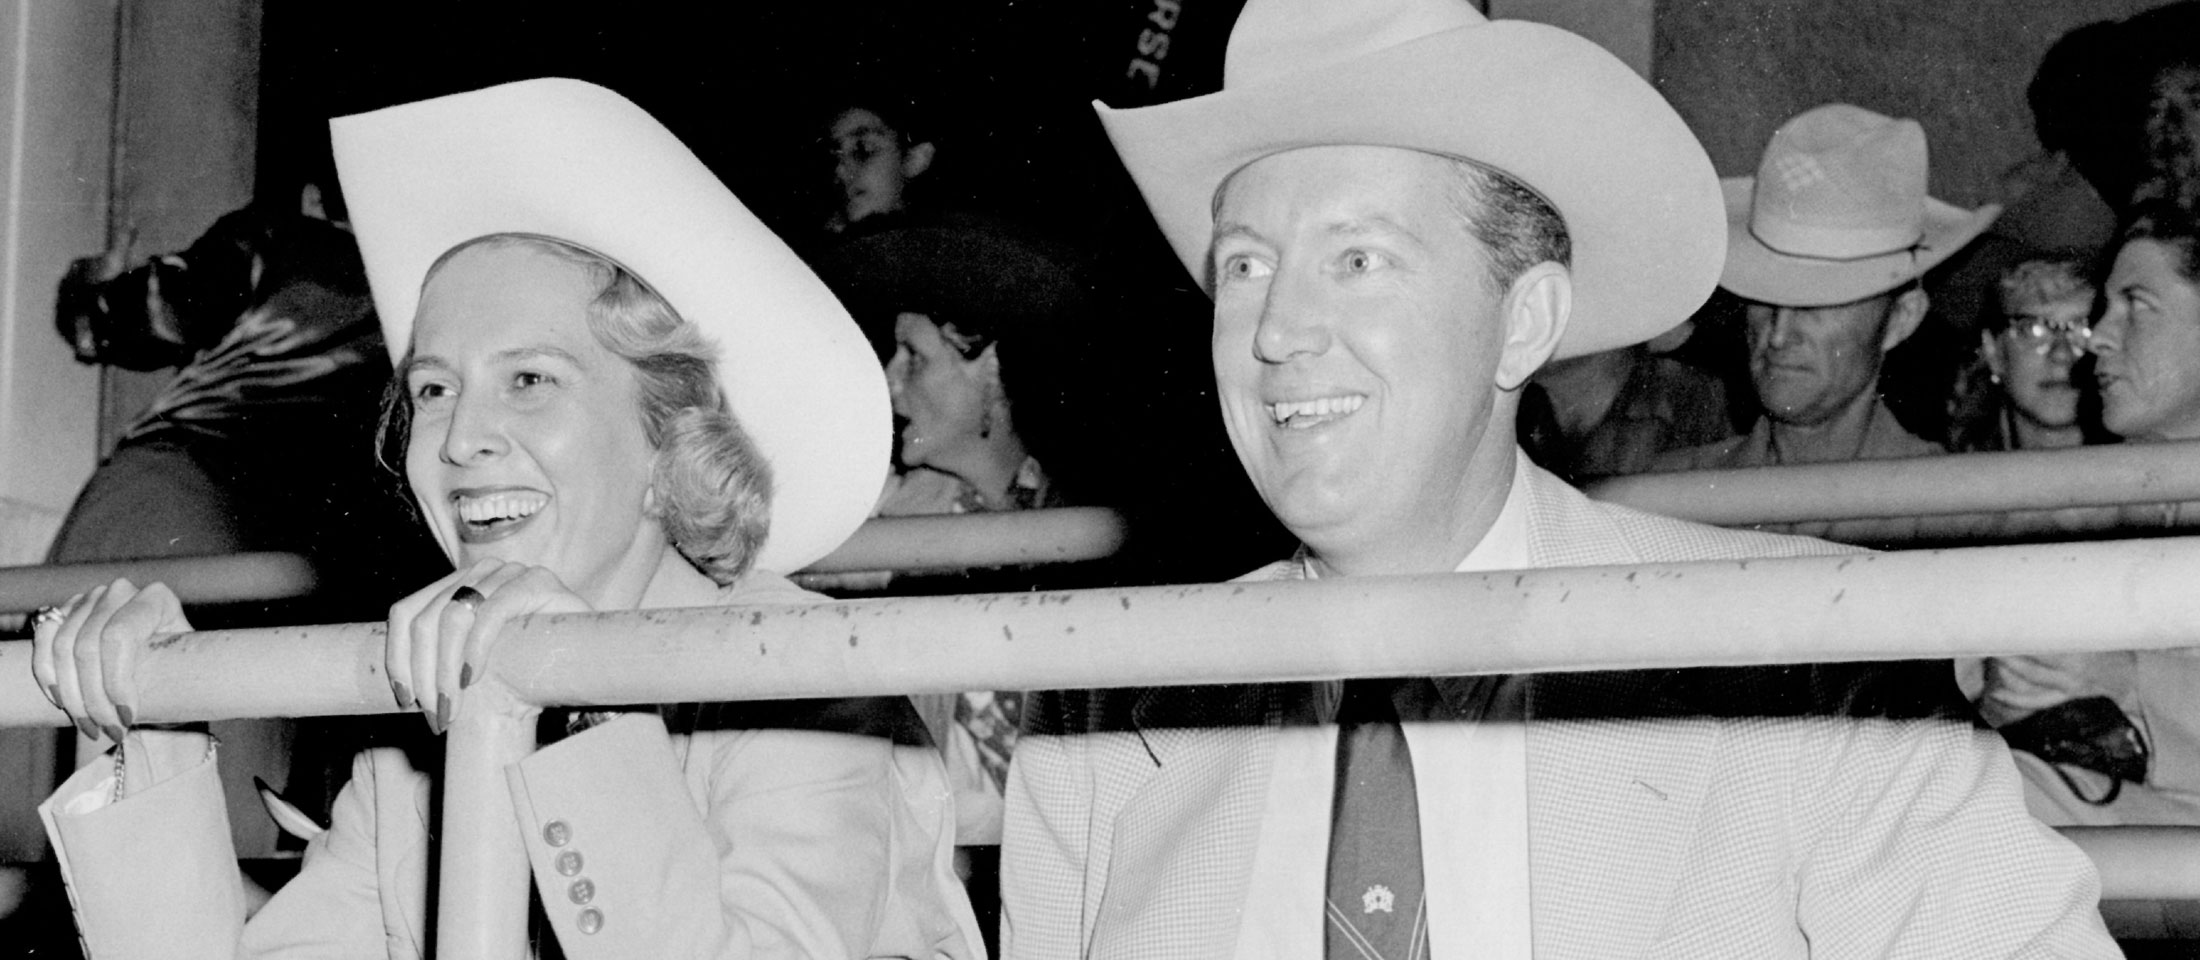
{"left": 804, "top": 507, "right": 1126, "bottom": 573}
{"left": 0, "top": 552, "right": 316, "bottom": 614}
{"left": 1588, "top": 440, "right": 2200, "bottom": 526}
{"left": 7, "top": 537, "right": 2200, "bottom": 728}
{"left": 0, "top": 509, "right": 1128, "bottom": 614}
{"left": 2062, "top": 827, "right": 2200, "bottom": 901}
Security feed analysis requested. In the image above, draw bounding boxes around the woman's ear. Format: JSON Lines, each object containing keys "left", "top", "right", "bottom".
{"left": 1979, "top": 328, "right": 2007, "bottom": 381}
{"left": 1494, "top": 261, "right": 1572, "bottom": 391}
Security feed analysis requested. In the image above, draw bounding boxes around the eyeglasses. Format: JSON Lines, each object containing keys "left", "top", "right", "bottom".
{"left": 2001, "top": 316, "right": 2093, "bottom": 355}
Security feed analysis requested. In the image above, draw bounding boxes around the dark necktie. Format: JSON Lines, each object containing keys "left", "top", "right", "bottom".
{"left": 1325, "top": 678, "right": 1430, "bottom": 960}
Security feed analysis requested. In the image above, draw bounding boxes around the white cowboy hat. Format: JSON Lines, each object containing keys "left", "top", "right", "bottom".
{"left": 1722, "top": 104, "right": 2002, "bottom": 307}
{"left": 1095, "top": 0, "right": 1726, "bottom": 359}
{"left": 332, "top": 78, "right": 888, "bottom": 574}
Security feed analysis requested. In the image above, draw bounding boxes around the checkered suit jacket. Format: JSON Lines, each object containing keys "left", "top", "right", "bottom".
{"left": 1001, "top": 463, "right": 2118, "bottom": 958}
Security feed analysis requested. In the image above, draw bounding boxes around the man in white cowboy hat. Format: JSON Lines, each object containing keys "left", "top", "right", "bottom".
{"left": 1656, "top": 104, "right": 2001, "bottom": 473}
{"left": 999, "top": 2, "right": 2115, "bottom": 958}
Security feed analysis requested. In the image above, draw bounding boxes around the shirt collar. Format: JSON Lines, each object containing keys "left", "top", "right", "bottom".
{"left": 1299, "top": 452, "right": 1534, "bottom": 578}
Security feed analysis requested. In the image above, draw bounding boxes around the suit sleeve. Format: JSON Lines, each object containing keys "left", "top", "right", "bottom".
{"left": 41, "top": 734, "right": 392, "bottom": 960}
{"left": 41, "top": 734, "right": 249, "bottom": 960}
{"left": 506, "top": 712, "right": 980, "bottom": 960}
{"left": 1793, "top": 715, "right": 2121, "bottom": 958}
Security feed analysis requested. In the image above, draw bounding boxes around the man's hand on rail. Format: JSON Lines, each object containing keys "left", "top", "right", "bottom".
{"left": 386, "top": 559, "right": 588, "bottom": 735}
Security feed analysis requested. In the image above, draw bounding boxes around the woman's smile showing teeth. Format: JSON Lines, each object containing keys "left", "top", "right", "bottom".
{"left": 1267, "top": 393, "right": 1366, "bottom": 428}
{"left": 450, "top": 488, "right": 549, "bottom": 543}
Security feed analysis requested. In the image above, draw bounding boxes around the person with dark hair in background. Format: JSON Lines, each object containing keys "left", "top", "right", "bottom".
{"left": 820, "top": 94, "right": 940, "bottom": 240}
{"left": 44, "top": 174, "right": 445, "bottom": 866}
{"left": 50, "top": 179, "right": 436, "bottom": 617}
{"left": 820, "top": 223, "right": 1099, "bottom": 950}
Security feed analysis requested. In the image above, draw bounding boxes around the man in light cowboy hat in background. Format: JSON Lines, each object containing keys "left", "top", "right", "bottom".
{"left": 1000, "top": 1, "right": 2115, "bottom": 958}
{"left": 1656, "top": 104, "right": 2001, "bottom": 473}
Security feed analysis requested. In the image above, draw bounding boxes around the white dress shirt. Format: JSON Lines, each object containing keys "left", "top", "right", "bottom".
{"left": 1232, "top": 455, "right": 1534, "bottom": 960}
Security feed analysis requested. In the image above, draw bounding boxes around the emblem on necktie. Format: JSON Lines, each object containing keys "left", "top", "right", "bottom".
{"left": 1362, "top": 884, "right": 1395, "bottom": 914}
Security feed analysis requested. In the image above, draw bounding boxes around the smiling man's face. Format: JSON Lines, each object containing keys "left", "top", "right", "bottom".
{"left": 1210, "top": 145, "right": 1516, "bottom": 573}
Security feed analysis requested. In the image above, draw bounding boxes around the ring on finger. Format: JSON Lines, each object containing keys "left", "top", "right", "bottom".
{"left": 31, "top": 606, "right": 66, "bottom": 627}
{"left": 450, "top": 585, "right": 486, "bottom": 609}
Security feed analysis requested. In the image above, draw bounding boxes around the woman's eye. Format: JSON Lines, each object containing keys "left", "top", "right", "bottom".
{"left": 410, "top": 381, "right": 452, "bottom": 405}
{"left": 513, "top": 371, "right": 554, "bottom": 390}
{"left": 1341, "top": 249, "right": 1385, "bottom": 274}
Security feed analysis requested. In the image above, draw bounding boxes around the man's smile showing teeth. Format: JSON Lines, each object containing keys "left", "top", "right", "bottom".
{"left": 1268, "top": 394, "right": 1366, "bottom": 428}
{"left": 452, "top": 489, "right": 549, "bottom": 543}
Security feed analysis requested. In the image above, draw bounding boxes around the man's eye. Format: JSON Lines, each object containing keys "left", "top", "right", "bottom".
{"left": 1219, "top": 253, "right": 1272, "bottom": 282}
{"left": 1341, "top": 249, "right": 1384, "bottom": 273}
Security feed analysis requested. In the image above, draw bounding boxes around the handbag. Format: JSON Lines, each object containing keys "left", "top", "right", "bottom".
{"left": 1997, "top": 695, "right": 2150, "bottom": 805}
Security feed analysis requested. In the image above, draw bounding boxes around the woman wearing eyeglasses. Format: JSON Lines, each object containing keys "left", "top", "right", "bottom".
{"left": 1961, "top": 258, "right": 2097, "bottom": 452}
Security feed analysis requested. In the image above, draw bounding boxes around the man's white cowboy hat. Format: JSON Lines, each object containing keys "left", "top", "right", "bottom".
{"left": 332, "top": 78, "right": 887, "bottom": 574}
{"left": 1096, "top": 0, "right": 1726, "bottom": 360}
{"left": 1723, "top": 104, "right": 2001, "bottom": 308}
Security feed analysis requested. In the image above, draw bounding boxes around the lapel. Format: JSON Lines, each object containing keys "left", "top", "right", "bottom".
{"left": 1516, "top": 467, "right": 1721, "bottom": 955}
{"left": 1085, "top": 685, "right": 1281, "bottom": 960}
{"left": 1092, "top": 560, "right": 1301, "bottom": 960}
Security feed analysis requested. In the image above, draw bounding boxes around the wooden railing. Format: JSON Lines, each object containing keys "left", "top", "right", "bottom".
{"left": 6, "top": 537, "right": 2200, "bottom": 953}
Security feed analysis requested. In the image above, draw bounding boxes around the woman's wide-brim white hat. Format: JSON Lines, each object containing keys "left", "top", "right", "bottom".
{"left": 1096, "top": 0, "right": 1726, "bottom": 360}
{"left": 333, "top": 78, "right": 887, "bottom": 574}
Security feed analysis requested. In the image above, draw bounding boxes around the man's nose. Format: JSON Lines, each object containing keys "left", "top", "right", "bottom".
{"left": 1251, "top": 272, "right": 1332, "bottom": 363}
{"left": 1764, "top": 308, "right": 1802, "bottom": 349}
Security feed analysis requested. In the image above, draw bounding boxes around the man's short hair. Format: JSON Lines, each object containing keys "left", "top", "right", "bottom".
{"left": 1438, "top": 155, "right": 1573, "bottom": 295}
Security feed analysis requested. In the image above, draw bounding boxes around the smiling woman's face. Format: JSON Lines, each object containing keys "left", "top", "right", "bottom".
{"left": 402, "top": 242, "right": 665, "bottom": 593}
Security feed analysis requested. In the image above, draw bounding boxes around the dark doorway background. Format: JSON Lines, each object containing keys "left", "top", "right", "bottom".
{"left": 256, "top": 0, "right": 1293, "bottom": 584}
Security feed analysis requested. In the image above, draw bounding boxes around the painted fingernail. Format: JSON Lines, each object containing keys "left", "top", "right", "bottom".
{"left": 116, "top": 705, "right": 134, "bottom": 727}
{"left": 436, "top": 697, "right": 452, "bottom": 732}
{"left": 392, "top": 681, "right": 414, "bottom": 709}
{"left": 102, "top": 724, "right": 126, "bottom": 744}
{"left": 75, "top": 718, "right": 99, "bottom": 742}
{"left": 459, "top": 664, "right": 474, "bottom": 689}
{"left": 424, "top": 703, "right": 442, "bottom": 736}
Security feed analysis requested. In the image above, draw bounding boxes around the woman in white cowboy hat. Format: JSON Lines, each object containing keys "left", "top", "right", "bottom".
{"left": 31, "top": 79, "right": 982, "bottom": 960}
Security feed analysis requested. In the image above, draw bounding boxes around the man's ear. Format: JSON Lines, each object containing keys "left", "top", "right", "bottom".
{"left": 1494, "top": 261, "right": 1572, "bottom": 391}
{"left": 902, "top": 141, "right": 937, "bottom": 180}
{"left": 1880, "top": 287, "right": 1930, "bottom": 353}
